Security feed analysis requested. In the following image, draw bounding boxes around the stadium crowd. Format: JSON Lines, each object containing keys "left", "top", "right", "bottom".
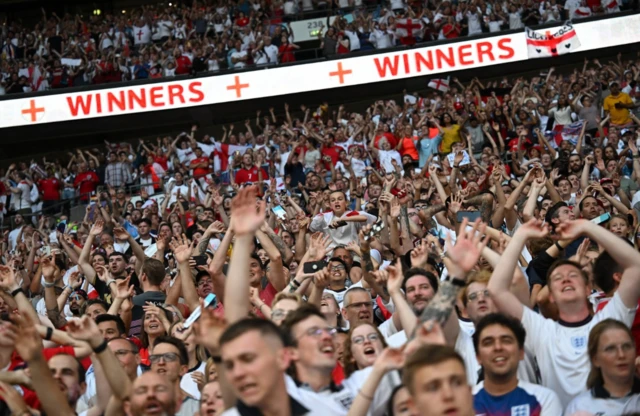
{"left": 0, "top": 0, "right": 634, "bottom": 94}
{"left": 0, "top": 50, "right": 640, "bottom": 415}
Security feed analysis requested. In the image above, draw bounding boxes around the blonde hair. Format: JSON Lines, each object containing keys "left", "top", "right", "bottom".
{"left": 273, "top": 292, "right": 303, "bottom": 306}
{"left": 461, "top": 269, "right": 491, "bottom": 306}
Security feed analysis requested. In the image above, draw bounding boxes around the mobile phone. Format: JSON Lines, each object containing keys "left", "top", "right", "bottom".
{"left": 57, "top": 220, "right": 67, "bottom": 234}
{"left": 456, "top": 211, "right": 482, "bottom": 222}
{"left": 182, "top": 293, "right": 217, "bottom": 328}
{"left": 42, "top": 245, "right": 51, "bottom": 257}
{"left": 591, "top": 212, "right": 611, "bottom": 225}
{"left": 364, "top": 219, "right": 385, "bottom": 241}
{"left": 272, "top": 205, "right": 287, "bottom": 220}
{"left": 192, "top": 255, "right": 208, "bottom": 266}
{"left": 303, "top": 260, "right": 326, "bottom": 274}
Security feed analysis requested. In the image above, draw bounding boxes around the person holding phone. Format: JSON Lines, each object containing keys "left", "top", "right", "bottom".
{"left": 309, "top": 190, "right": 377, "bottom": 252}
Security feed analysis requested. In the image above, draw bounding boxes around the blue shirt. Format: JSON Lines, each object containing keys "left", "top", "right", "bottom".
{"left": 418, "top": 134, "right": 442, "bottom": 167}
{"left": 474, "top": 385, "right": 543, "bottom": 416}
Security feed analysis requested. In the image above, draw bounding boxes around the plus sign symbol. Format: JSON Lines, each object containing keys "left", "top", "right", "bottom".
{"left": 21, "top": 99, "right": 45, "bottom": 123}
{"left": 329, "top": 62, "right": 352, "bottom": 85}
{"left": 226, "top": 75, "right": 250, "bottom": 98}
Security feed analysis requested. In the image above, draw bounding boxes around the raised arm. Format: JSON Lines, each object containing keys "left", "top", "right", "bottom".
{"left": 487, "top": 219, "right": 549, "bottom": 319}
{"left": 0, "top": 265, "right": 38, "bottom": 323}
{"left": 66, "top": 316, "right": 133, "bottom": 401}
{"left": 11, "top": 314, "right": 76, "bottom": 416}
{"left": 224, "top": 186, "right": 266, "bottom": 323}
{"left": 78, "top": 220, "right": 104, "bottom": 285}
{"left": 415, "top": 219, "right": 488, "bottom": 346}
{"left": 557, "top": 219, "right": 640, "bottom": 308}
{"left": 113, "top": 226, "right": 145, "bottom": 276}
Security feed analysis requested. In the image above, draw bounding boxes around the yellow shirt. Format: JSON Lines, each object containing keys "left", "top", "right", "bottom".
{"left": 440, "top": 124, "right": 462, "bottom": 154}
{"left": 603, "top": 92, "right": 633, "bottom": 125}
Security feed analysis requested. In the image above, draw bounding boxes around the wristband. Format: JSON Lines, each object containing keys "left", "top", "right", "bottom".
{"left": 291, "top": 279, "right": 301, "bottom": 288}
{"left": 45, "top": 327, "right": 53, "bottom": 341}
{"left": 10, "top": 287, "right": 24, "bottom": 298}
{"left": 106, "top": 279, "right": 117, "bottom": 287}
{"left": 633, "top": 155, "right": 640, "bottom": 159}
{"left": 212, "top": 355, "right": 222, "bottom": 364}
{"left": 92, "top": 339, "right": 109, "bottom": 354}
{"left": 555, "top": 241, "right": 564, "bottom": 251}
{"left": 42, "top": 280, "right": 55, "bottom": 289}
{"left": 450, "top": 277, "right": 466, "bottom": 287}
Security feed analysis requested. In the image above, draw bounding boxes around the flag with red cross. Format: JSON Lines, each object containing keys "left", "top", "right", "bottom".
{"left": 525, "top": 21, "right": 581, "bottom": 59}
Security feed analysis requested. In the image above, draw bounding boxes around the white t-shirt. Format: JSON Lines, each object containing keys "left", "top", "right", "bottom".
{"left": 521, "top": 292, "right": 636, "bottom": 407}
{"left": 377, "top": 149, "right": 402, "bottom": 173}
{"left": 564, "top": 387, "right": 640, "bottom": 416}
{"left": 17, "top": 182, "right": 32, "bottom": 210}
{"left": 132, "top": 24, "right": 151, "bottom": 45}
{"left": 508, "top": 11, "right": 523, "bottom": 29}
{"left": 157, "top": 20, "right": 174, "bottom": 38}
{"left": 180, "top": 361, "right": 206, "bottom": 400}
{"left": 231, "top": 50, "right": 247, "bottom": 69}
{"left": 283, "top": 367, "right": 401, "bottom": 416}
{"left": 176, "top": 147, "right": 196, "bottom": 164}
{"left": 309, "top": 210, "right": 377, "bottom": 251}
{"left": 344, "top": 30, "right": 361, "bottom": 51}
{"left": 8, "top": 225, "right": 22, "bottom": 250}
{"left": 466, "top": 12, "right": 483, "bottom": 35}
{"left": 264, "top": 44, "right": 279, "bottom": 63}
{"left": 369, "top": 29, "right": 393, "bottom": 49}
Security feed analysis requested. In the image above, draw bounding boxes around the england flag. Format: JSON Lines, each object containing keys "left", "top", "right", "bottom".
{"left": 428, "top": 77, "right": 450, "bottom": 92}
{"left": 395, "top": 18, "right": 423, "bottom": 38}
{"left": 525, "top": 21, "right": 581, "bottom": 58}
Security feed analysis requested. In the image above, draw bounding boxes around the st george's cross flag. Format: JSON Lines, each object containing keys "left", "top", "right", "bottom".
{"left": 428, "top": 77, "right": 450, "bottom": 92}
{"left": 525, "top": 21, "right": 581, "bottom": 58}
{"left": 395, "top": 18, "right": 424, "bottom": 38}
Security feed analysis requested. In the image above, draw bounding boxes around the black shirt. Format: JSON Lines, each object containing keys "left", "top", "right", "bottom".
{"left": 47, "top": 35, "right": 63, "bottom": 54}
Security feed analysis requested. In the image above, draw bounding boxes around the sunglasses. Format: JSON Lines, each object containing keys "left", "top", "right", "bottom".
{"left": 149, "top": 352, "right": 180, "bottom": 364}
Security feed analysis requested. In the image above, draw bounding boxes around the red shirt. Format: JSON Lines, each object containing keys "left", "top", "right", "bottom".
{"left": 235, "top": 167, "right": 268, "bottom": 184}
{"left": 190, "top": 156, "right": 211, "bottom": 178}
{"left": 73, "top": 171, "right": 100, "bottom": 200}
{"left": 443, "top": 23, "right": 460, "bottom": 39}
{"left": 321, "top": 145, "right": 341, "bottom": 167}
{"left": 279, "top": 44, "right": 296, "bottom": 63}
{"left": 253, "top": 282, "right": 278, "bottom": 318}
{"left": 175, "top": 55, "right": 192, "bottom": 75}
{"left": 39, "top": 177, "right": 61, "bottom": 201}
{"left": 398, "top": 136, "right": 419, "bottom": 160}
{"left": 154, "top": 155, "right": 169, "bottom": 171}
{"left": 236, "top": 17, "right": 250, "bottom": 27}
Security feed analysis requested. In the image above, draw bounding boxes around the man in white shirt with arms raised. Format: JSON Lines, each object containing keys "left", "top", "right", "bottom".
{"left": 487, "top": 218, "right": 640, "bottom": 407}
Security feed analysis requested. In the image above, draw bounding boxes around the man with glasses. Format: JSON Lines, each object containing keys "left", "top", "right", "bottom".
{"left": 280, "top": 304, "right": 400, "bottom": 414}
{"left": 150, "top": 336, "right": 199, "bottom": 416}
{"left": 454, "top": 271, "right": 539, "bottom": 385}
{"left": 340, "top": 287, "right": 376, "bottom": 329}
{"left": 109, "top": 337, "right": 141, "bottom": 381}
{"left": 323, "top": 258, "right": 350, "bottom": 305}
